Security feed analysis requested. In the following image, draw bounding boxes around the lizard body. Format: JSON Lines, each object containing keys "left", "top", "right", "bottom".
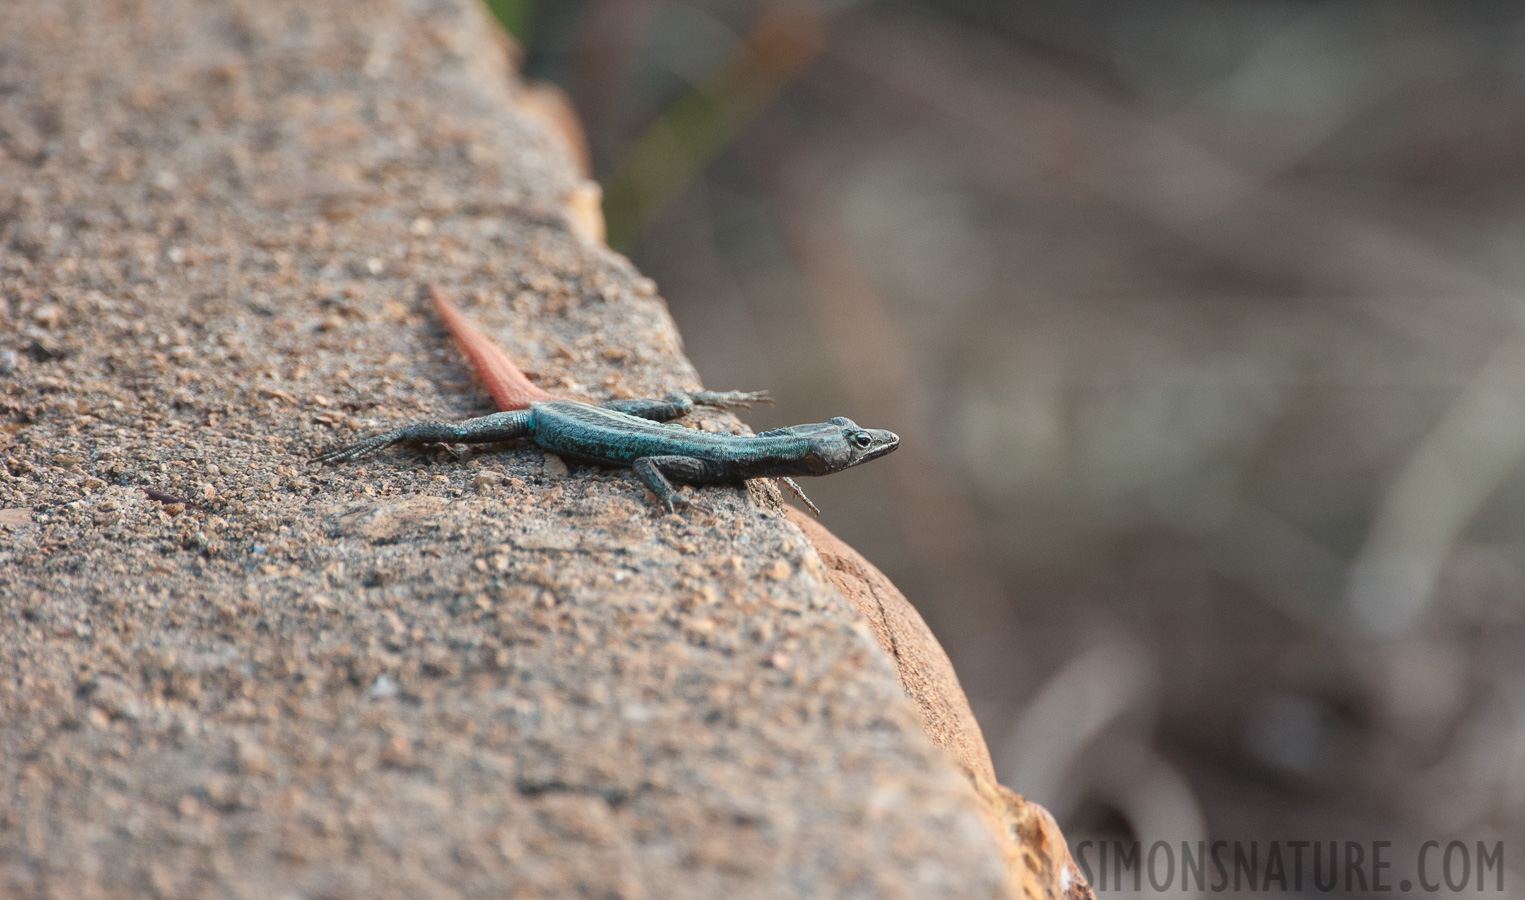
{"left": 315, "top": 286, "right": 899, "bottom": 513}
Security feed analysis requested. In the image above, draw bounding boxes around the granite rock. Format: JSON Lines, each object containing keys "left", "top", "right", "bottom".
{"left": 0, "top": 0, "right": 1020, "bottom": 896}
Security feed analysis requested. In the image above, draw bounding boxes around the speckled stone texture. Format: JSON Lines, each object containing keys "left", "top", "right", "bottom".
{"left": 0, "top": 1, "right": 1016, "bottom": 897}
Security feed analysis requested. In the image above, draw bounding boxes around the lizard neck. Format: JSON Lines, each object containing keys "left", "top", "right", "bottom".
{"left": 727, "top": 435, "right": 829, "bottom": 478}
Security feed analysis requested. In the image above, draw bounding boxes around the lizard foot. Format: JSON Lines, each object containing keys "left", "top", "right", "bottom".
{"left": 313, "top": 434, "right": 398, "bottom": 465}
{"left": 646, "top": 490, "right": 690, "bottom": 515}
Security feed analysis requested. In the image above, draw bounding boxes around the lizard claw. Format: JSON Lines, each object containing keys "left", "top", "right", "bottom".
{"left": 313, "top": 430, "right": 405, "bottom": 465}
{"left": 693, "top": 389, "right": 772, "bottom": 411}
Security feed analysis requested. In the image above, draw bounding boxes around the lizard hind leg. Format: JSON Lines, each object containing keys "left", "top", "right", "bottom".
{"left": 314, "top": 410, "right": 536, "bottom": 465}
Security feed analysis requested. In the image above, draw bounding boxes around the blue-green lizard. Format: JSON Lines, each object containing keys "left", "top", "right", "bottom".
{"left": 315, "top": 286, "right": 899, "bottom": 514}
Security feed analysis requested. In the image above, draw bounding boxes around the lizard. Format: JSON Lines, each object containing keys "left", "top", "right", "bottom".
{"left": 314, "top": 284, "right": 899, "bottom": 514}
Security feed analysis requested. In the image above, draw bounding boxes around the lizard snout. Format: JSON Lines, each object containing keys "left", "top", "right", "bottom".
{"left": 849, "top": 428, "right": 899, "bottom": 467}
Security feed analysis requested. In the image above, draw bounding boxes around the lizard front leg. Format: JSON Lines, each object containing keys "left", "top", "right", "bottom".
{"left": 630, "top": 455, "right": 722, "bottom": 512}
{"left": 600, "top": 390, "right": 771, "bottom": 423}
{"left": 314, "top": 410, "right": 536, "bottom": 464}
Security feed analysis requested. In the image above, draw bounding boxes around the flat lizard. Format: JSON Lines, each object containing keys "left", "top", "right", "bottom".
{"left": 316, "top": 285, "right": 899, "bottom": 514}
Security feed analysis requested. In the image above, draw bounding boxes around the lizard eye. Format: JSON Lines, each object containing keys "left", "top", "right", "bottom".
{"left": 851, "top": 432, "right": 873, "bottom": 449}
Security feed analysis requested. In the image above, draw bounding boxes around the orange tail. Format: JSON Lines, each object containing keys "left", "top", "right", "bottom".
{"left": 428, "top": 284, "right": 560, "bottom": 411}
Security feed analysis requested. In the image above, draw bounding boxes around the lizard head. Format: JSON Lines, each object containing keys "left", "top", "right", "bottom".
{"left": 761, "top": 417, "right": 899, "bottom": 474}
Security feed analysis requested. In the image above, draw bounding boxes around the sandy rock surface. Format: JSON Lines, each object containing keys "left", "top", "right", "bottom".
{"left": 0, "top": 0, "right": 1015, "bottom": 896}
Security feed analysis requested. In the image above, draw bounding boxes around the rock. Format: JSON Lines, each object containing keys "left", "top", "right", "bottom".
{"left": 82, "top": 675, "right": 141, "bottom": 721}
{"left": 0, "top": 0, "right": 1035, "bottom": 897}
{"left": 541, "top": 452, "right": 570, "bottom": 478}
{"left": 0, "top": 508, "right": 33, "bottom": 530}
{"left": 788, "top": 508, "right": 1093, "bottom": 900}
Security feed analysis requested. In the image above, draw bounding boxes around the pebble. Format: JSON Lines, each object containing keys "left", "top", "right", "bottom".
{"left": 763, "top": 560, "right": 792, "bottom": 581}
{"left": 0, "top": 508, "right": 34, "bottom": 529}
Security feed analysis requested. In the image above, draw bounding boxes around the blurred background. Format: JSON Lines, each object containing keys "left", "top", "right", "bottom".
{"left": 494, "top": 1, "right": 1525, "bottom": 893}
